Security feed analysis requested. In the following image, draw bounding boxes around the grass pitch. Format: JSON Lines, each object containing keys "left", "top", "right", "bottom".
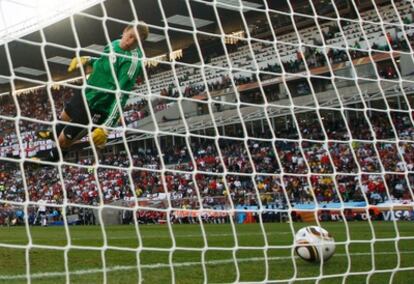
{"left": 0, "top": 222, "right": 413, "bottom": 283}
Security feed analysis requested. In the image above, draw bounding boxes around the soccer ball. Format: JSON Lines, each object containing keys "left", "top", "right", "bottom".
{"left": 294, "top": 226, "right": 335, "bottom": 263}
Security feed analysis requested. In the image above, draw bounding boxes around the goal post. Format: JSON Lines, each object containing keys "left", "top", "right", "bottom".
{"left": 0, "top": 0, "right": 414, "bottom": 283}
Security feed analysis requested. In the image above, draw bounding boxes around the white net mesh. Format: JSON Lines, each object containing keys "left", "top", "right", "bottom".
{"left": 0, "top": 0, "right": 414, "bottom": 282}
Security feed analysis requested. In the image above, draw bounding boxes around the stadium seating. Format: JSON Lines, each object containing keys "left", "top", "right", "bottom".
{"left": 1, "top": 109, "right": 413, "bottom": 213}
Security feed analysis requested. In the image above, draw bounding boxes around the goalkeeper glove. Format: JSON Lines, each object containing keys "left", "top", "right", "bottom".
{"left": 92, "top": 128, "right": 108, "bottom": 149}
{"left": 68, "top": 56, "right": 90, "bottom": 73}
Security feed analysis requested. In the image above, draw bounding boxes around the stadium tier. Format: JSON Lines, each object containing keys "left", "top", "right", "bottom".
{"left": 0, "top": 0, "right": 414, "bottom": 283}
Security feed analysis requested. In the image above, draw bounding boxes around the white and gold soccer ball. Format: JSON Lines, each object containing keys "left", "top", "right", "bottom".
{"left": 294, "top": 226, "right": 336, "bottom": 263}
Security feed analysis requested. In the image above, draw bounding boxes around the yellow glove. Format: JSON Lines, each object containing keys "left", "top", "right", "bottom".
{"left": 67, "top": 56, "right": 90, "bottom": 73}
{"left": 92, "top": 128, "right": 108, "bottom": 149}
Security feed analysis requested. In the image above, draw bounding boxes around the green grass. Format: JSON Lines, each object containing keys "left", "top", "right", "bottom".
{"left": 0, "top": 222, "right": 413, "bottom": 283}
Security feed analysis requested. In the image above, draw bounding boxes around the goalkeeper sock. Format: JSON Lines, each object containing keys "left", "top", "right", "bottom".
{"left": 48, "top": 148, "right": 60, "bottom": 162}
{"left": 37, "top": 148, "right": 68, "bottom": 162}
{"left": 54, "top": 123, "right": 65, "bottom": 140}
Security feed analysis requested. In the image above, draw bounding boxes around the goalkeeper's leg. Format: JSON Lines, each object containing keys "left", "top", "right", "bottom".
{"left": 37, "top": 90, "right": 87, "bottom": 141}
{"left": 35, "top": 91, "right": 104, "bottom": 162}
{"left": 37, "top": 111, "right": 73, "bottom": 141}
{"left": 36, "top": 115, "right": 107, "bottom": 162}
{"left": 35, "top": 118, "right": 88, "bottom": 162}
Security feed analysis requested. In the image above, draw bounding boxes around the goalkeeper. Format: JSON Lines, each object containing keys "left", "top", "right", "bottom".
{"left": 37, "top": 23, "right": 149, "bottom": 162}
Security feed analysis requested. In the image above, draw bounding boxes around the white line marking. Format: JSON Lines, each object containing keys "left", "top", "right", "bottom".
{"left": 1, "top": 251, "right": 413, "bottom": 280}
{"left": 70, "top": 231, "right": 291, "bottom": 240}
{"left": 0, "top": 231, "right": 291, "bottom": 243}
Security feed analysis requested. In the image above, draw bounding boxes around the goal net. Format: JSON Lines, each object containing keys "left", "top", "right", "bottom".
{"left": 0, "top": 0, "right": 414, "bottom": 282}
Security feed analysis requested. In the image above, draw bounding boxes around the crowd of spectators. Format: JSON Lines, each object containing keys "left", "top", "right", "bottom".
{"left": 1, "top": 90, "right": 413, "bottom": 220}
{"left": 0, "top": 86, "right": 71, "bottom": 121}
{"left": 1, "top": 108, "right": 413, "bottom": 220}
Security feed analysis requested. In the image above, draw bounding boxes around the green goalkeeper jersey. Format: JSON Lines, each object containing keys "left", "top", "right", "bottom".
{"left": 85, "top": 39, "right": 143, "bottom": 127}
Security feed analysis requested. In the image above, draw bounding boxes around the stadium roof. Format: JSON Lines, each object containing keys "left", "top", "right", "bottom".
{"left": 0, "top": 0, "right": 390, "bottom": 93}
{"left": 0, "top": 0, "right": 267, "bottom": 92}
